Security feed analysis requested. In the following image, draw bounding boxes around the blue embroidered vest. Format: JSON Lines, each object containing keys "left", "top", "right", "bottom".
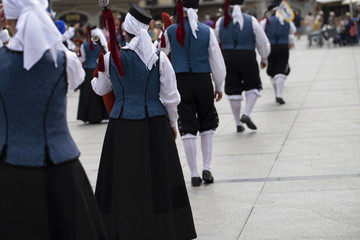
{"left": 265, "top": 16, "right": 290, "bottom": 45}
{"left": 0, "top": 47, "right": 80, "bottom": 167}
{"left": 109, "top": 49, "right": 167, "bottom": 119}
{"left": 167, "top": 18, "right": 211, "bottom": 73}
{"left": 83, "top": 41, "right": 100, "bottom": 69}
{"left": 219, "top": 14, "right": 256, "bottom": 50}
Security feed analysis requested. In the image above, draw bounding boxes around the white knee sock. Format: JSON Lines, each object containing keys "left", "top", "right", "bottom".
{"left": 182, "top": 134, "right": 199, "bottom": 178}
{"left": 200, "top": 130, "right": 214, "bottom": 172}
{"left": 270, "top": 77, "right": 277, "bottom": 95}
{"left": 244, "top": 91, "right": 259, "bottom": 117}
{"left": 275, "top": 74, "right": 286, "bottom": 98}
{"left": 229, "top": 98, "right": 243, "bottom": 126}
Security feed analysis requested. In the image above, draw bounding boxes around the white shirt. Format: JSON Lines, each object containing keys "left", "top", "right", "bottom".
{"left": 214, "top": 15, "right": 271, "bottom": 63}
{"left": 6, "top": 36, "right": 85, "bottom": 93}
{"left": 91, "top": 48, "right": 181, "bottom": 127}
{"left": 259, "top": 18, "right": 297, "bottom": 44}
{"left": 62, "top": 27, "right": 76, "bottom": 51}
{"left": 160, "top": 26, "right": 226, "bottom": 92}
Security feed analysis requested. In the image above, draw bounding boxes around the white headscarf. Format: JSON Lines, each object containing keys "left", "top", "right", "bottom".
{"left": 183, "top": 7, "right": 199, "bottom": 39}
{"left": 3, "top": 0, "right": 63, "bottom": 70}
{"left": 123, "top": 13, "right": 158, "bottom": 70}
{"left": 231, "top": 5, "right": 244, "bottom": 31}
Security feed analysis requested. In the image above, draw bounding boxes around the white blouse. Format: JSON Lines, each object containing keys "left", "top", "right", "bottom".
{"left": 91, "top": 48, "right": 181, "bottom": 128}
{"left": 5, "top": 37, "right": 85, "bottom": 93}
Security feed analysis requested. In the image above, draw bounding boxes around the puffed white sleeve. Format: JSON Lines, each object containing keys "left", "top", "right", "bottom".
{"left": 91, "top": 52, "right": 113, "bottom": 96}
{"left": 65, "top": 50, "right": 85, "bottom": 92}
{"left": 78, "top": 44, "right": 86, "bottom": 64}
{"left": 159, "top": 51, "right": 181, "bottom": 128}
{"left": 214, "top": 17, "right": 222, "bottom": 42}
{"left": 208, "top": 29, "right": 226, "bottom": 92}
{"left": 158, "top": 30, "right": 171, "bottom": 55}
{"left": 252, "top": 16, "right": 271, "bottom": 62}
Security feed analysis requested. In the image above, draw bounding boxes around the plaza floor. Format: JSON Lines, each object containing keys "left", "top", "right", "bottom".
{"left": 66, "top": 37, "right": 360, "bottom": 240}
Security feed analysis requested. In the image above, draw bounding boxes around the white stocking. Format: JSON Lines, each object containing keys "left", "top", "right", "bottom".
{"left": 182, "top": 134, "right": 199, "bottom": 177}
{"left": 200, "top": 130, "right": 214, "bottom": 172}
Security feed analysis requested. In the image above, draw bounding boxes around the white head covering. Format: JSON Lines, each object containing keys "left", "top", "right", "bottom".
{"left": 3, "top": 0, "right": 63, "bottom": 70}
{"left": 123, "top": 12, "right": 158, "bottom": 70}
{"left": 230, "top": 5, "right": 244, "bottom": 31}
{"left": 183, "top": 7, "right": 199, "bottom": 39}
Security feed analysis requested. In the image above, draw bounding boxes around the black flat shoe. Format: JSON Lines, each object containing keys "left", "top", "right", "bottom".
{"left": 202, "top": 170, "right": 214, "bottom": 184}
{"left": 191, "top": 177, "right": 202, "bottom": 187}
{"left": 276, "top": 97, "right": 286, "bottom": 105}
{"left": 240, "top": 114, "right": 257, "bottom": 130}
{"left": 237, "top": 125, "right": 245, "bottom": 132}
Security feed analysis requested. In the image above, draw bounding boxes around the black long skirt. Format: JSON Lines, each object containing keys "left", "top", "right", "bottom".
{"left": 95, "top": 116, "right": 197, "bottom": 240}
{"left": 0, "top": 157, "right": 107, "bottom": 240}
{"left": 77, "top": 68, "right": 108, "bottom": 123}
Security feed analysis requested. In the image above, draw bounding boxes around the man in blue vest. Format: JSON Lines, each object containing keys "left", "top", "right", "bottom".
{"left": 260, "top": 0, "right": 296, "bottom": 105}
{"left": 160, "top": 0, "right": 226, "bottom": 187}
{"left": 215, "top": 0, "right": 270, "bottom": 132}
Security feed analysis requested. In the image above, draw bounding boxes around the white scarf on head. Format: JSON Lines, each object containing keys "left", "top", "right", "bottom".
{"left": 3, "top": 0, "right": 64, "bottom": 70}
{"left": 123, "top": 13, "right": 158, "bottom": 70}
{"left": 184, "top": 7, "right": 199, "bottom": 39}
{"left": 231, "top": 5, "right": 244, "bottom": 31}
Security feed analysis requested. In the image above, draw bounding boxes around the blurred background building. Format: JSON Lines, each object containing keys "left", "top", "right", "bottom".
{"left": 51, "top": 0, "right": 318, "bottom": 26}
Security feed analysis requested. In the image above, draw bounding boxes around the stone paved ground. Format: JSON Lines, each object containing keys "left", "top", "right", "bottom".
{"left": 66, "top": 37, "right": 360, "bottom": 240}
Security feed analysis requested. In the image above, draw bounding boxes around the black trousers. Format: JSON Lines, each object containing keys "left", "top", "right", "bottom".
{"left": 266, "top": 44, "right": 290, "bottom": 78}
{"left": 222, "top": 50, "right": 262, "bottom": 96}
{"left": 176, "top": 73, "right": 219, "bottom": 136}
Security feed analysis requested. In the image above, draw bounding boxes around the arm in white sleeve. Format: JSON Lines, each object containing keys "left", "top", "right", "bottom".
{"left": 159, "top": 51, "right": 181, "bottom": 127}
{"left": 62, "top": 27, "right": 75, "bottom": 42}
{"left": 78, "top": 44, "right": 86, "bottom": 63}
{"left": 65, "top": 50, "right": 85, "bottom": 92}
{"left": 158, "top": 30, "right": 171, "bottom": 55}
{"left": 252, "top": 17, "right": 271, "bottom": 62}
{"left": 259, "top": 18, "right": 267, "bottom": 30}
{"left": 208, "top": 29, "right": 226, "bottom": 92}
{"left": 214, "top": 17, "right": 222, "bottom": 42}
{"left": 91, "top": 52, "right": 113, "bottom": 96}
{"left": 289, "top": 21, "right": 296, "bottom": 44}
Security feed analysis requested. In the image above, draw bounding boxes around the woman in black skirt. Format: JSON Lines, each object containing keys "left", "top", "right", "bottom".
{"left": 91, "top": 5, "right": 197, "bottom": 240}
{"left": 77, "top": 25, "right": 108, "bottom": 123}
{"left": 0, "top": 2, "right": 106, "bottom": 239}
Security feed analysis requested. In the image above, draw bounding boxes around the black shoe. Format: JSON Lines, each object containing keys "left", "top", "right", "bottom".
{"left": 202, "top": 170, "right": 214, "bottom": 184}
{"left": 237, "top": 125, "right": 245, "bottom": 132}
{"left": 191, "top": 177, "right": 202, "bottom": 187}
{"left": 276, "top": 97, "right": 286, "bottom": 105}
{"left": 240, "top": 114, "right": 257, "bottom": 130}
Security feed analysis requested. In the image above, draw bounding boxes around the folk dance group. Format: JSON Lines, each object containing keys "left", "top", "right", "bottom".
{"left": 0, "top": 0, "right": 295, "bottom": 239}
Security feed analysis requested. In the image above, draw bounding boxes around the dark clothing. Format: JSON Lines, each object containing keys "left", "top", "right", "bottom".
{"left": 222, "top": 50, "right": 262, "bottom": 95}
{"left": 77, "top": 68, "right": 109, "bottom": 123}
{"left": 95, "top": 117, "right": 197, "bottom": 240}
{"left": 266, "top": 45, "right": 290, "bottom": 78}
{"left": 0, "top": 157, "right": 107, "bottom": 240}
{"left": 293, "top": 15, "right": 302, "bottom": 28}
{"left": 176, "top": 73, "right": 219, "bottom": 136}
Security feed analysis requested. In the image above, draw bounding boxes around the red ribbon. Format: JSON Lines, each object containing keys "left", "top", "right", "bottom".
{"left": 176, "top": 0, "right": 185, "bottom": 46}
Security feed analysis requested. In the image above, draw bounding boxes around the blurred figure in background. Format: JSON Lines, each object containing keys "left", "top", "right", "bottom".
{"left": 293, "top": 10, "right": 303, "bottom": 40}
{"left": 304, "top": 12, "right": 314, "bottom": 35}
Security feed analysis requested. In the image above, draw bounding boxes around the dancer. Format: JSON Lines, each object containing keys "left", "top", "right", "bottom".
{"left": 215, "top": 0, "right": 270, "bottom": 132}
{"left": 92, "top": 5, "right": 197, "bottom": 239}
{"left": 160, "top": 0, "right": 226, "bottom": 186}
{"left": 0, "top": 1, "right": 106, "bottom": 239}
{"left": 260, "top": 0, "right": 296, "bottom": 104}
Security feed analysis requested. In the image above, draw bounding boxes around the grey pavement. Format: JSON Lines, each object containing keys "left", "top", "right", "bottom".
{"left": 66, "top": 37, "right": 360, "bottom": 240}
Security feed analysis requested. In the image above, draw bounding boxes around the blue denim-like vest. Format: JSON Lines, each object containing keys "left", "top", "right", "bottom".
{"left": 0, "top": 47, "right": 80, "bottom": 167}
{"left": 219, "top": 14, "right": 256, "bottom": 50}
{"left": 265, "top": 16, "right": 290, "bottom": 45}
{"left": 109, "top": 49, "right": 167, "bottom": 119}
{"left": 83, "top": 41, "right": 100, "bottom": 69}
{"left": 167, "top": 18, "right": 211, "bottom": 73}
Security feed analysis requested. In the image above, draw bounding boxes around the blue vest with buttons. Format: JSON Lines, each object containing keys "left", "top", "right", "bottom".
{"left": 0, "top": 47, "right": 80, "bottom": 167}
{"left": 83, "top": 41, "right": 100, "bottom": 69}
{"left": 167, "top": 18, "right": 211, "bottom": 73}
{"left": 265, "top": 16, "right": 290, "bottom": 45}
{"left": 109, "top": 49, "right": 167, "bottom": 120}
{"left": 219, "top": 14, "right": 256, "bottom": 50}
